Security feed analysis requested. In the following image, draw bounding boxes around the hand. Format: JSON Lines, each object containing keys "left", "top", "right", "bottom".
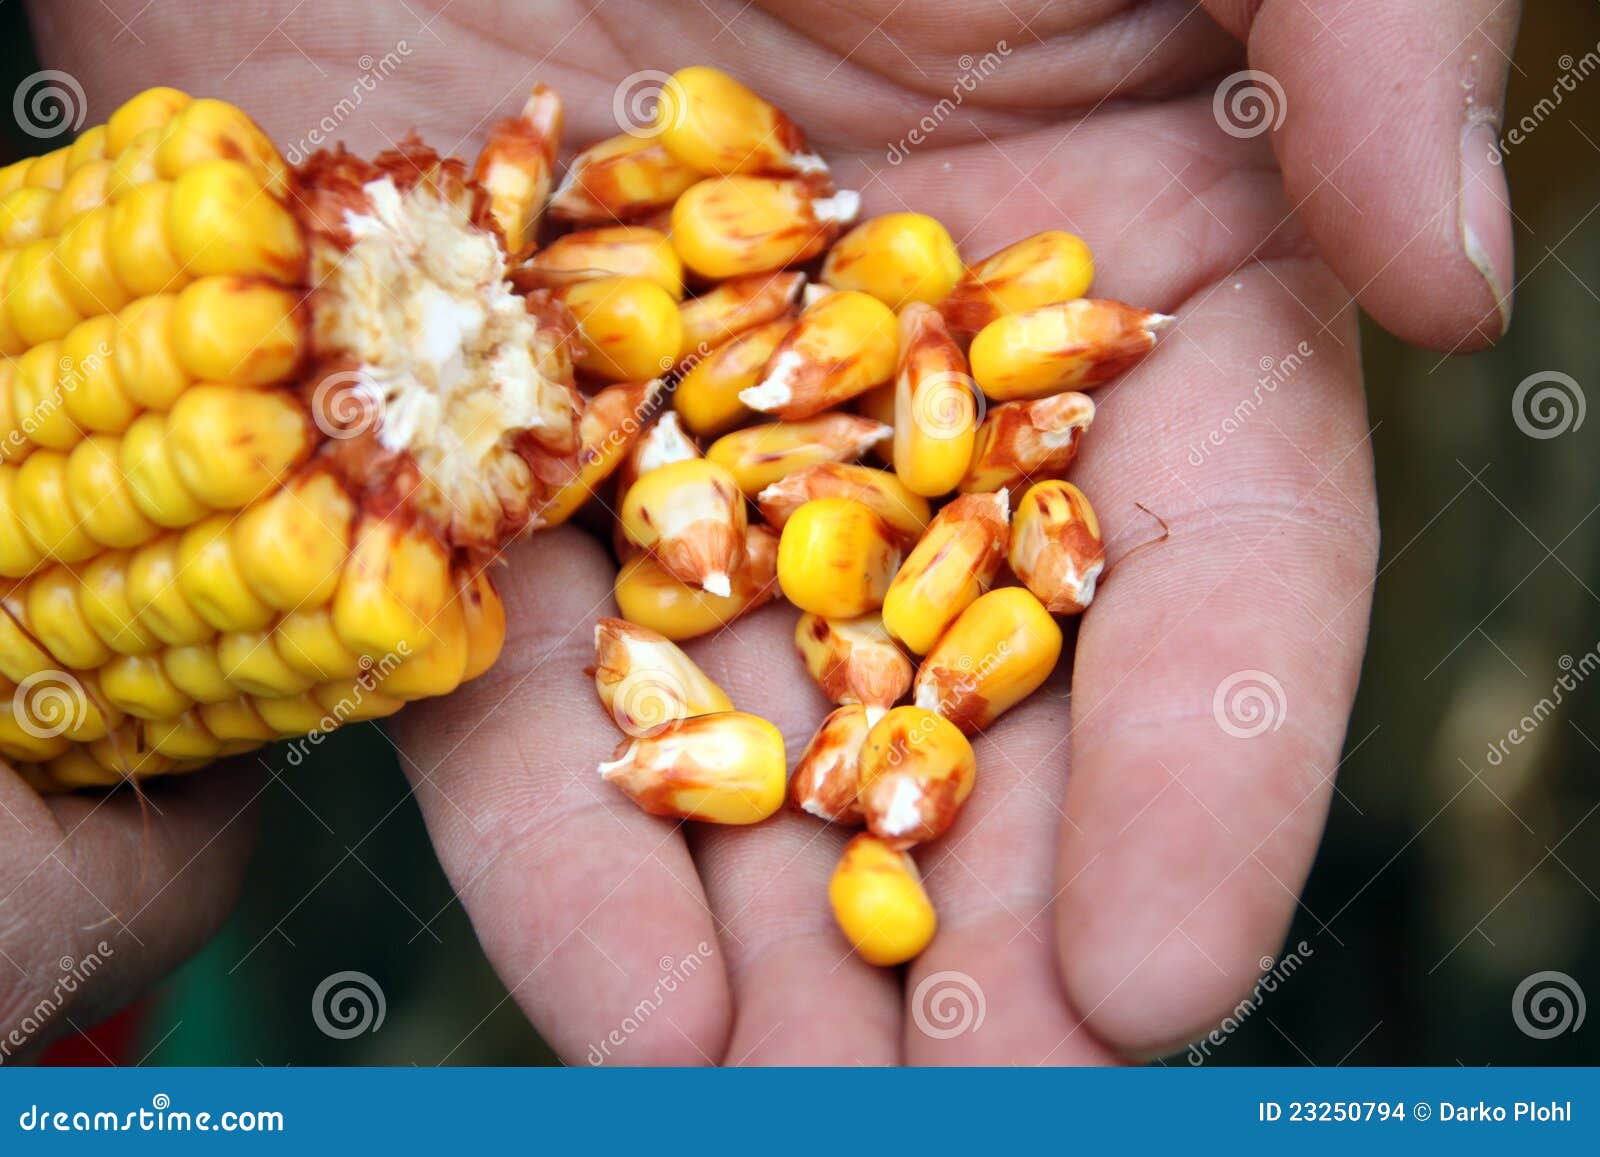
{"left": 28, "top": 0, "right": 1519, "bottom": 1063}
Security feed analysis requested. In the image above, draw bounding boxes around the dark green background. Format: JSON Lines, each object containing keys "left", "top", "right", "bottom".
{"left": 4, "top": 4, "right": 1596, "bottom": 1066}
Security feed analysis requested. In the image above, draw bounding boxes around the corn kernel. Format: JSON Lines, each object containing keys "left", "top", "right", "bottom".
{"left": 881, "top": 491, "right": 1010, "bottom": 655}
{"left": 529, "top": 226, "right": 684, "bottom": 298}
{"left": 166, "top": 385, "right": 311, "bottom": 509}
{"left": 959, "top": 391, "right": 1094, "bottom": 494}
{"left": 332, "top": 517, "right": 453, "bottom": 658}
{"left": 594, "top": 617, "right": 733, "bottom": 736}
{"left": 857, "top": 705, "right": 976, "bottom": 847}
{"left": 232, "top": 470, "right": 355, "bottom": 611}
{"left": 739, "top": 290, "right": 899, "bottom": 420}
{"left": 755, "top": 462, "right": 930, "bottom": 544}
{"left": 790, "top": 703, "right": 877, "bottom": 824}
{"left": 599, "top": 710, "right": 786, "bottom": 823}
{"left": 1008, "top": 480, "right": 1105, "bottom": 614}
{"left": 471, "top": 85, "right": 561, "bottom": 259}
{"left": 561, "top": 275, "right": 684, "bottom": 381}
{"left": 706, "top": 413, "right": 890, "bottom": 495}
{"left": 670, "top": 176, "right": 857, "bottom": 279}
{"left": 795, "top": 613, "right": 912, "bottom": 710}
{"left": 613, "top": 410, "right": 701, "bottom": 506}
{"left": 619, "top": 457, "right": 747, "bottom": 595}
{"left": 914, "top": 586, "right": 1062, "bottom": 733}
{"left": 969, "top": 298, "right": 1171, "bottom": 401}
{"left": 677, "top": 272, "right": 803, "bottom": 360}
{"left": 534, "top": 377, "right": 664, "bottom": 527}
{"left": 167, "top": 159, "right": 306, "bottom": 282}
{"left": 654, "top": 66, "right": 826, "bottom": 177}
{"left": 548, "top": 132, "right": 701, "bottom": 223}
{"left": 822, "top": 213, "right": 964, "bottom": 308}
{"left": 939, "top": 230, "right": 1095, "bottom": 336}
{"left": 673, "top": 317, "right": 792, "bottom": 438}
{"left": 829, "top": 833, "right": 937, "bottom": 965}
{"left": 776, "top": 497, "right": 901, "bottom": 619}
{"left": 377, "top": 598, "right": 469, "bottom": 700}
{"left": 892, "top": 302, "right": 979, "bottom": 497}
{"left": 614, "top": 524, "right": 779, "bottom": 641}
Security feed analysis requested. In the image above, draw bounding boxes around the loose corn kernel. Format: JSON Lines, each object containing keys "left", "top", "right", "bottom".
{"left": 677, "top": 271, "right": 803, "bottom": 360}
{"left": 892, "top": 302, "right": 979, "bottom": 497}
{"left": 857, "top": 705, "right": 976, "bottom": 847}
{"left": 829, "top": 833, "right": 937, "bottom": 965}
{"left": 969, "top": 298, "right": 1171, "bottom": 401}
{"left": 332, "top": 517, "right": 453, "bottom": 658}
{"left": 548, "top": 132, "right": 701, "bottom": 222}
{"left": 670, "top": 175, "right": 857, "bottom": 279}
{"left": 914, "top": 586, "right": 1062, "bottom": 733}
{"left": 776, "top": 497, "right": 901, "bottom": 619}
{"left": 794, "top": 613, "right": 912, "bottom": 710}
{"left": 939, "top": 230, "right": 1096, "bottom": 336}
{"left": 1008, "top": 480, "right": 1105, "bottom": 614}
{"left": 706, "top": 413, "right": 890, "bottom": 495}
{"left": 613, "top": 409, "right": 700, "bottom": 507}
{"left": 790, "top": 703, "right": 878, "bottom": 824}
{"left": 619, "top": 457, "right": 747, "bottom": 595}
{"left": 959, "top": 391, "right": 1095, "bottom": 494}
{"left": 654, "top": 66, "right": 826, "bottom": 177}
{"left": 599, "top": 710, "right": 787, "bottom": 824}
{"left": 528, "top": 226, "right": 684, "bottom": 298}
{"left": 471, "top": 85, "right": 562, "bottom": 259}
{"left": 594, "top": 617, "right": 733, "bottom": 736}
{"left": 881, "top": 490, "right": 1010, "bottom": 655}
{"left": 672, "top": 317, "right": 792, "bottom": 437}
{"left": 821, "top": 213, "right": 964, "bottom": 308}
{"left": 535, "top": 378, "right": 664, "bottom": 527}
{"left": 614, "top": 523, "right": 779, "bottom": 641}
{"left": 855, "top": 382, "right": 897, "bottom": 465}
{"left": 739, "top": 290, "right": 899, "bottom": 420}
{"left": 755, "top": 462, "right": 930, "bottom": 543}
{"left": 561, "top": 275, "right": 684, "bottom": 381}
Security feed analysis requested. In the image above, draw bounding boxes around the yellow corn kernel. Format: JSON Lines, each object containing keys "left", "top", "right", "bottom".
{"left": 12, "top": 341, "right": 79, "bottom": 450}
{"left": 100, "top": 653, "right": 194, "bottom": 720}
{"left": 599, "top": 710, "right": 786, "bottom": 823}
{"left": 109, "top": 182, "right": 187, "bottom": 296}
{"left": 892, "top": 302, "right": 979, "bottom": 497}
{"left": 252, "top": 692, "right": 329, "bottom": 736}
{"left": 673, "top": 318, "right": 790, "bottom": 438}
{"left": 87, "top": 737, "right": 175, "bottom": 780}
{"left": 232, "top": 471, "right": 354, "bottom": 611}
{"left": 790, "top": 703, "right": 877, "bottom": 824}
{"left": 106, "top": 127, "right": 162, "bottom": 201}
{"left": 127, "top": 535, "right": 215, "bottom": 646}
{"left": 822, "top": 213, "right": 964, "bottom": 309}
{"left": 167, "top": 158, "right": 306, "bottom": 282}
{"left": 471, "top": 85, "right": 561, "bottom": 260}
{"left": 78, "top": 551, "right": 161, "bottom": 655}
{"left": 594, "top": 616, "right": 733, "bottom": 737}
{"left": 529, "top": 226, "right": 683, "bottom": 298}
{"left": 614, "top": 409, "right": 700, "bottom": 504}
{"left": 6, "top": 239, "right": 83, "bottom": 347}
{"left": 548, "top": 132, "right": 701, "bottom": 223}
{"left": 755, "top": 462, "right": 930, "bottom": 543}
{"left": 1008, "top": 480, "right": 1105, "bottom": 615}
{"left": 61, "top": 317, "right": 137, "bottom": 435}
{"left": 881, "top": 491, "right": 1010, "bottom": 655}
{"left": 795, "top": 613, "right": 912, "bottom": 710}
{"left": 145, "top": 711, "right": 225, "bottom": 760}
{"left": 313, "top": 679, "right": 405, "bottom": 725}
{"left": 459, "top": 570, "right": 506, "bottom": 681}
{"left": 561, "top": 275, "right": 684, "bottom": 381}
{"left": 614, "top": 524, "right": 779, "bottom": 642}
{"left": 25, "top": 566, "right": 112, "bottom": 669}
{"left": 677, "top": 272, "right": 803, "bottom": 361}
{"left": 273, "top": 607, "right": 363, "bottom": 682}
{"left": 654, "top": 66, "right": 825, "bottom": 176}
{"left": 119, "top": 411, "right": 210, "bottom": 528}
{"left": 857, "top": 704, "right": 976, "bottom": 847}
{"left": 670, "top": 176, "right": 856, "bottom": 279}
{"left": 170, "top": 276, "right": 305, "bottom": 386}
{"left": 107, "top": 87, "right": 192, "bottom": 154}
{"left": 175, "top": 516, "right": 275, "bottom": 633}
{"left": 15, "top": 452, "right": 98, "bottom": 564}
{"left": 45, "top": 160, "right": 112, "bottom": 234}
{"left": 0, "top": 186, "right": 54, "bottom": 247}
{"left": 959, "top": 391, "right": 1095, "bottom": 495}
{"left": 56, "top": 207, "right": 131, "bottom": 317}
{"left": 739, "top": 290, "right": 899, "bottom": 420}
{"left": 218, "top": 630, "right": 315, "bottom": 697}
{"left": 378, "top": 598, "right": 469, "bottom": 700}
{"left": 198, "top": 699, "right": 276, "bottom": 744}
{"left": 829, "top": 833, "right": 937, "bottom": 965}
{"left": 914, "top": 586, "right": 1062, "bottom": 734}
{"left": 0, "top": 701, "right": 72, "bottom": 763}
{"left": 619, "top": 457, "right": 746, "bottom": 595}
{"left": 939, "top": 230, "right": 1095, "bottom": 336}
{"left": 776, "top": 497, "right": 901, "bottom": 619}
{"left": 534, "top": 378, "right": 663, "bottom": 527}
{"left": 22, "top": 148, "right": 70, "bottom": 189}
{"left": 113, "top": 295, "right": 187, "bottom": 409}
{"left": 155, "top": 97, "right": 289, "bottom": 198}
{"left": 0, "top": 593, "right": 52, "bottom": 681}
{"left": 42, "top": 746, "right": 121, "bottom": 790}
{"left": 63, "top": 125, "right": 108, "bottom": 172}
{"left": 163, "top": 643, "right": 237, "bottom": 703}
{"left": 66, "top": 436, "right": 158, "bottom": 550}
{"left": 332, "top": 517, "right": 453, "bottom": 658}
{"left": 166, "top": 385, "right": 311, "bottom": 509}
{"left": 707, "top": 413, "right": 891, "bottom": 496}
{"left": 969, "top": 298, "right": 1171, "bottom": 401}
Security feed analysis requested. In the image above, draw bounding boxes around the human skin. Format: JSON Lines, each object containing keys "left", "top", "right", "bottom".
{"left": 6, "top": 0, "right": 1518, "bottom": 1064}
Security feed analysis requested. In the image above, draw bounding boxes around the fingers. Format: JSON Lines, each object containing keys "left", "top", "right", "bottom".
{"left": 387, "top": 529, "right": 731, "bottom": 1066}
{"left": 0, "top": 762, "right": 260, "bottom": 1060}
{"left": 904, "top": 662, "right": 1122, "bottom": 1066}
{"left": 1205, "top": 0, "right": 1521, "bottom": 349}
{"left": 679, "top": 604, "right": 903, "bottom": 1066}
{"left": 1056, "top": 257, "right": 1377, "bottom": 1057}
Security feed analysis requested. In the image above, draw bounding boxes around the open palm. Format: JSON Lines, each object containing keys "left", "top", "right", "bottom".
{"left": 28, "top": 0, "right": 1519, "bottom": 1063}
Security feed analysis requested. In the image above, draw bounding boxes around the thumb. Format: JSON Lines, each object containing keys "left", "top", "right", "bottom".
{"left": 1205, "top": 0, "right": 1521, "bottom": 351}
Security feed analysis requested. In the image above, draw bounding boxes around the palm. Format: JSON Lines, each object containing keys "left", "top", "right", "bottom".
{"left": 27, "top": 0, "right": 1386, "bottom": 1063}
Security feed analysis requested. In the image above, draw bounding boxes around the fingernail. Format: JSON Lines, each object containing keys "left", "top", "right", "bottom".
{"left": 1459, "top": 119, "right": 1514, "bottom": 338}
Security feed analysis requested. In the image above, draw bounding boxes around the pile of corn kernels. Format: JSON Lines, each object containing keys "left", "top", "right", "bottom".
{"left": 548, "top": 67, "right": 1168, "bottom": 967}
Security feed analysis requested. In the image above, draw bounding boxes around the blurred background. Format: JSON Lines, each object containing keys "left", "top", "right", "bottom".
{"left": 5, "top": 3, "right": 1596, "bottom": 1066}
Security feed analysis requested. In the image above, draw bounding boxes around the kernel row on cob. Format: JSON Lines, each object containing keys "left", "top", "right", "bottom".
{"left": 556, "top": 70, "right": 1166, "bottom": 966}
